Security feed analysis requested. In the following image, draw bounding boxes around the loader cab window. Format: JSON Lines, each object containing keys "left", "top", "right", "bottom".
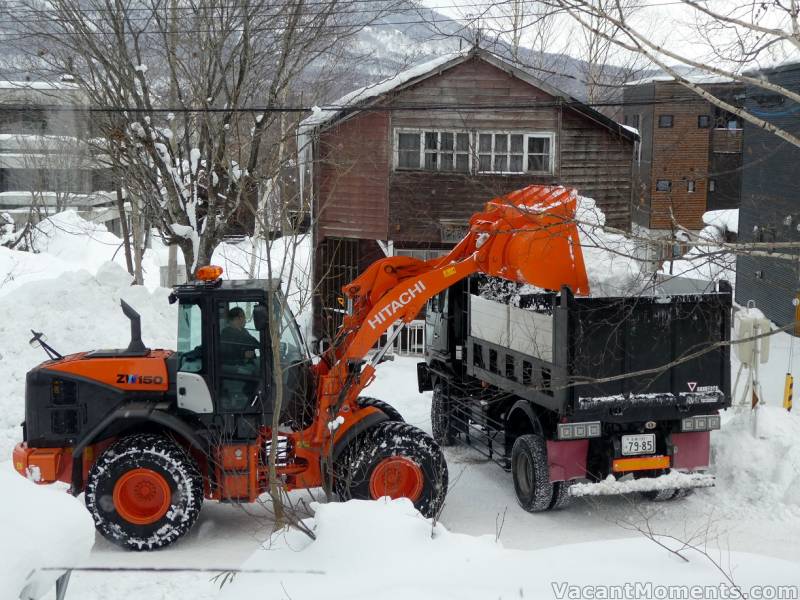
{"left": 218, "top": 301, "right": 265, "bottom": 412}
{"left": 276, "top": 301, "right": 305, "bottom": 368}
{"left": 177, "top": 303, "right": 204, "bottom": 373}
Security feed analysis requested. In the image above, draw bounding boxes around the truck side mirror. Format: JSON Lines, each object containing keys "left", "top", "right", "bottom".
{"left": 253, "top": 305, "right": 269, "bottom": 331}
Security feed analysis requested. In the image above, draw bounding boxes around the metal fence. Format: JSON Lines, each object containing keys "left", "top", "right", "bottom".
{"left": 378, "top": 320, "right": 426, "bottom": 356}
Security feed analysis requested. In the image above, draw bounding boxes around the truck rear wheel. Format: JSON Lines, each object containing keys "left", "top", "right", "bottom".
{"left": 431, "top": 382, "right": 456, "bottom": 446}
{"left": 85, "top": 433, "right": 203, "bottom": 551}
{"left": 357, "top": 396, "right": 404, "bottom": 422}
{"left": 549, "top": 480, "right": 573, "bottom": 510}
{"left": 334, "top": 422, "right": 448, "bottom": 518}
{"left": 511, "top": 434, "right": 554, "bottom": 512}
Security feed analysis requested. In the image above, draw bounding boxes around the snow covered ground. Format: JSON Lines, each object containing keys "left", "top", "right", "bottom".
{"left": 2, "top": 208, "right": 800, "bottom": 599}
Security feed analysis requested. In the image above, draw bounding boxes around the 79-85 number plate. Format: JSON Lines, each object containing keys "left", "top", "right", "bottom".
{"left": 621, "top": 434, "right": 655, "bottom": 456}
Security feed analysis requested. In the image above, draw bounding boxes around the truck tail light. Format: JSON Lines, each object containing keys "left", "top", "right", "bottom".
{"left": 557, "top": 421, "right": 601, "bottom": 440}
{"left": 681, "top": 415, "right": 721, "bottom": 432}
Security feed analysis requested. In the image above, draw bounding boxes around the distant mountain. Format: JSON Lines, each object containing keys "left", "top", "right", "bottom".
{"left": 0, "top": 3, "right": 649, "bottom": 108}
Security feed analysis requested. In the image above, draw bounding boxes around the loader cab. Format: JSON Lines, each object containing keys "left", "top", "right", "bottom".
{"left": 169, "top": 277, "right": 311, "bottom": 436}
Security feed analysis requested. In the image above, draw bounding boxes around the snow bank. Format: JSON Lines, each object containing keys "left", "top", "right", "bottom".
{"left": 0, "top": 263, "right": 177, "bottom": 458}
{"left": 0, "top": 209, "right": 163, "bottom": 294}
{"left": 712, "top": 406, "right": 800, "bottom": 518}
{"left": 703, "top": 209, "right": 739, "bottom": 235}
{"left": 658, "top": 211, "right": 737, "bottom": 283}
{"left": 0, "top": 465, "right": 94, "bottom": 599}
{"left": 222, "top": 498, "right": 798, "bottom": 600}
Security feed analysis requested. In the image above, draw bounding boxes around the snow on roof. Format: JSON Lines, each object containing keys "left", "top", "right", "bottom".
{"left": 620, "top": 124, "right": 639, "bottom": 136}
{"left": 624, "top": 73, "right": 734, "bottom": 86}
{"left": 300, "top": 50, "right": 471, "bottom": 130}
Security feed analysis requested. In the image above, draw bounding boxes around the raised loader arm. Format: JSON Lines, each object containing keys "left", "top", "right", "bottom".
{"left": 311, "top": 185, "right": 590, "bottom": 443}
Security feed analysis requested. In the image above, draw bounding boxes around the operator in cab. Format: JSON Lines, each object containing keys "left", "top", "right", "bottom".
{"left": 220, "top": 306, "right": 260, "bottom": 364}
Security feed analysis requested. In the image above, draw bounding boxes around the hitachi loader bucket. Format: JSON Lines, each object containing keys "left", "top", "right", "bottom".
{"left": 468, "top": 185, "right": 590, "bottom": 296}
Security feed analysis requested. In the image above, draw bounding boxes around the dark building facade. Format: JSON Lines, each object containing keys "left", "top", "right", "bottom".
{"left": 622, "top": 78, "right": 744, "bottom": 264}
{"left": 300, "top": 49, "right": 638, "bottom": 337}
{"left": 736, "top": 62, "right": 800, "bottom": 330}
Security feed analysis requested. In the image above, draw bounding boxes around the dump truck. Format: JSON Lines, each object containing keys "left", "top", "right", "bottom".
{"left": 14, "top": 185, "right": 591, "bottom": 549}
{"left": 419, "top": 276, "right": 732, "bottom": 510}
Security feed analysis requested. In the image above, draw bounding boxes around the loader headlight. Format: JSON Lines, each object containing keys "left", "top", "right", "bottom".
{"left": 558, "top": 421, "right": 602, "bottom": 440}
{"left": 681, "top": 415, "right": 720, "bottom": 432}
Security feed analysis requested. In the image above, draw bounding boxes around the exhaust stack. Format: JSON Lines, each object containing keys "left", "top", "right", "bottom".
{"left": 120, "top": 300, "right": 147, "bottom": 354}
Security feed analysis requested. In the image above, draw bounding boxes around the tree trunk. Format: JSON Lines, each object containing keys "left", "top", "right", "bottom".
{"left": 115, "top": 185, "right": 134, "bottom": 276}
{"left": 129, "top": 196, "right": 144, "bottom": 285}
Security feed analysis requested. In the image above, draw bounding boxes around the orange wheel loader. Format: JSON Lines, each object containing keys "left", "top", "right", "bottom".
{"left": 13, "top": 185, "right": 589, "bottom": 550}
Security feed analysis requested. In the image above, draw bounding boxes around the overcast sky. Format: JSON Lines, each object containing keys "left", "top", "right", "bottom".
{"left": 418, "top": 0, "right": 799, "bottom": 71}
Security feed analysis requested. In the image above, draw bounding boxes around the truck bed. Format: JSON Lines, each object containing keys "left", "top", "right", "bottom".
{"left": 465, "top": 279, "right": 732, "bottom": 422}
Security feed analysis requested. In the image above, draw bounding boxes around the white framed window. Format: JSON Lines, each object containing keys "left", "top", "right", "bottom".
{"left": 476, "top": 132, "right": 554, "bottom": 174}
{"left": 395, "top": 129, "right": 470, "bottom": 172}
{"left": 394, "top": 129, "right": 555, "bottom": 175}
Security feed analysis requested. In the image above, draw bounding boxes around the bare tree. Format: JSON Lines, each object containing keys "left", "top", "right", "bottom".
{"left": 6, "top": 0, "right": 398, "bottom": 280}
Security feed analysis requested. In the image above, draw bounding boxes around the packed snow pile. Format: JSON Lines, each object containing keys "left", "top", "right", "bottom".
{"left": 0, "top": 263, "right": 177, "bottom": 458}
{"left": 222, "top": 497, "right": 798, "bottom": 600}
{"left": 0, "top": 465, "right": 94, "bottom": 599}
{"left": 0, "top": 209, "right": 162, "bottom": 294}
{"left": 711, "top": 405, "right": 800, "bottom": 518}
{"left": 659, "top": 209, "right": 738, "bottom": 283}
{"left": 1, "top": 210, "right": 312, "bottom": 309}
{"left": 575, "top": 196, "right": 646, "bottom": 296}
{"left": 703, "top": 209, "right": 739, "bottom": 235}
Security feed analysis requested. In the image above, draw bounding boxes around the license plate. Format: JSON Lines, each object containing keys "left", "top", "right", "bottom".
{"left": 621, "top": 434, "right": 655, "bottom": 456}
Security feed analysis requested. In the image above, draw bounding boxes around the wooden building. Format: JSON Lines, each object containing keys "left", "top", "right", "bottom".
{"left": 735, "top": 61, "right": 800, "bottom": 331}
{"left": 622, "top": 77, "right": 744, "bottom": 264}
{"left": 299, "top": 48, "right": 637, "bottom": 337}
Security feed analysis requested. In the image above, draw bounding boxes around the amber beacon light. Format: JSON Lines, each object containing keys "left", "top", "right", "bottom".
{"left": 196, "top": 265, "right": 224, "bottom": 281}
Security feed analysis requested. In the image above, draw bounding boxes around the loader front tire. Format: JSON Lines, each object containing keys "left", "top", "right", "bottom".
{"left": 334, "top": 422, "right": 448, "bottom": 518}
{"left": 511, "top": 434, "right": 554, "bottom": 512}
{"left": 85, "top": 433, "right": 203, "bottom": 551}
{"left": 357, "top": 396, "right": 404, "bottom": 422}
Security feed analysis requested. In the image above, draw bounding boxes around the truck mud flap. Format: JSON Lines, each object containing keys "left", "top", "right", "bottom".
{"left": 569, "top": 471, "right": 715, "bottom": 497}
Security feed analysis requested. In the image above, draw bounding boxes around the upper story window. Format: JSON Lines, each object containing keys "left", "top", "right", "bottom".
{"left": 394, "top": 129, "right": 555, "bottom": 175}
{"left": 658, "top": 115, "right": 673, "bottom": 128}
{"left": 698, "top": 115, "right": 711, "bottom": 128}
{"left": 425, "top": 131, "right": 470, "bottom": 172}
{"left": 714, "top": 107, "right": 741, "bottom": 130}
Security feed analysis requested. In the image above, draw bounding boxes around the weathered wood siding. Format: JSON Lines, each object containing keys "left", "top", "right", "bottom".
{"left": 385, "top": 57, "right": 632, "bottom": 242}
{"left": 315, "top": 110, "right": 390, "bottom": 241}
{"left": 559, "top": 108, "right": 634, "bottom": 229}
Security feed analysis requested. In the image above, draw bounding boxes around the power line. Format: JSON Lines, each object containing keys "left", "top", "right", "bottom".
{"left": 0, "top": 96, "right": 754, "bottom": 114}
